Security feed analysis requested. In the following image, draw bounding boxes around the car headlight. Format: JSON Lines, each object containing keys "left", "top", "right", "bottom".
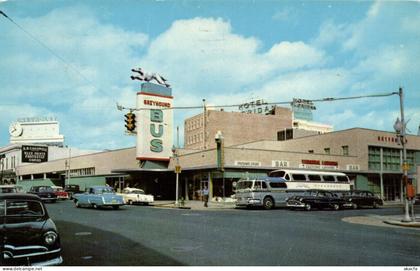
{"left": 44, "top": 231, "right": 58, "bottom": 245}
{"left": 299, "top": 198, "right": 303, "bottom": 202}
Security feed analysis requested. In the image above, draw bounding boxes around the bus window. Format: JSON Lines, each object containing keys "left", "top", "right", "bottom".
{"left": 308, "top": 175, "right": 321, "bottom": 181}
{"left": 285, "top": 174, "right": 290, "bottom": 181}
{"left": 336, "top": 176, "right": 349, "bottom": 183}
{"left": 269, "top": 171, "right": 285, "bottom": 178}
{"left": 236, "top": 181, "right": 253, "bottom": 190}
{"left": 292, "top": 174, "right": 306, "bottom": 181}
{"left": 269, "top": 182, "right": 287, "bottom": 188}
{"left": 253, "top": 181, "right": 262, "bottom": 189}
{"left": 322, "top": 175, "right": 335, "bottom": 182}
{"left": 262, "top": 182, "right": 268, "bottom": 189}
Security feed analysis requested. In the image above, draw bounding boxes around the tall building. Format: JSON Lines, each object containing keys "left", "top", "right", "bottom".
{"left": 184, "top": 106, "right": 332, "bottom": 150}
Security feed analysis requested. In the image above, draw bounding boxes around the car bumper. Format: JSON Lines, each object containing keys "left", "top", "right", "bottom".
{"left": 235, "top": 198, "right": 262, "bottom": 207}
{"left": 286, "top": 201, "right": 306, "bottom": 208}
{"left": 3, "top": 247, "right": 62, "bottom": 266}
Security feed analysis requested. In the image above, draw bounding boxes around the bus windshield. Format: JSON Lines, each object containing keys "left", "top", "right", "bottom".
{"left": 236, "top": 181, "right": 253, "bottom": 190}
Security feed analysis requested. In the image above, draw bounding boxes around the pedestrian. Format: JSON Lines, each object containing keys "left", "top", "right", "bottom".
{"left": 202, "top": 186, "right": 209, "bottom": 207}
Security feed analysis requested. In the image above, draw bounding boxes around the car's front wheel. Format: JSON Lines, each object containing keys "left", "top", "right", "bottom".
{"left": 127, "top": 200, "right": 133, "bottom": 205}
{"left": 373, "top": 201, "right": 378, "bottom": 209}
{"left": 332, "top": 204, "right": 340, "bottom": 211}
{"left": 305, "top": 203, "right": 312, "bottom": 211}
{"left": 352, "top": 203, "right": 358, "bottom": 209}
{"left": 74, "top": 200, "right": 80, "bottom": 208}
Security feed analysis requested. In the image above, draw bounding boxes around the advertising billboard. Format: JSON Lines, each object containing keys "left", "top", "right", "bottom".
{"left": 21, "top": 145, "right": 48, "bottom": 163}
{"left": 136, "top": 83, "right": 173, "bottom": 161}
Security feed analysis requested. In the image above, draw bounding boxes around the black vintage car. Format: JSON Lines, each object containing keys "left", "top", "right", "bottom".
{"left": 0, "top": 193, "right": 63, "bottom": 266}
{"left": 28, "top": 186, "right": 57, "bottom": 203}
{"left": 64, "top": 184, "right": 81, "bottom": 199}
{"left": 341, "top": 190, "right": 383, "bottom": 209}
{"left": 286, "top": 190, "right": 345, "bottom": 211}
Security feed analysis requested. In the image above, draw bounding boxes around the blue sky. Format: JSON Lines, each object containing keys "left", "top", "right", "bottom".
{"left": 0, "top": 0, "right": 419, "bottom": 150}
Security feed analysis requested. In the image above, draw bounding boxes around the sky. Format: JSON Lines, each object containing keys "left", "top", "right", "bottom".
{"left": 0, "top": 0, "right": 419, "bottom": 150}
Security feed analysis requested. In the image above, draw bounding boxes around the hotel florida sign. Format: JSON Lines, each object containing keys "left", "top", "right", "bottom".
{"left": 136, "top": 82, "right": 173, "bottom": 161}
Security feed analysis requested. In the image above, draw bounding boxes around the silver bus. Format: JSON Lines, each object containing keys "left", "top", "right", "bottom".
{"left": 235, "top": 169, "right": 351, "bottom": 209}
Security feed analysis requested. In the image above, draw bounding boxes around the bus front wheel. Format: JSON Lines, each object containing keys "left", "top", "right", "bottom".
{"left": 263, "top": 197, "right": 274, "bottom": 210}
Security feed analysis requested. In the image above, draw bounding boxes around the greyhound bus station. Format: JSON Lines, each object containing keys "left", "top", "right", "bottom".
{"left": 2, "top": 82, "right": 420, "bottom": 203}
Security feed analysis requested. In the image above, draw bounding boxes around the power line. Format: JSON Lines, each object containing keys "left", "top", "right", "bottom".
{"left": 0, "top": 10, "right": 112, "bottom": 99}
{"left": 130, "top": 91, "right": 399, "bottom": 111}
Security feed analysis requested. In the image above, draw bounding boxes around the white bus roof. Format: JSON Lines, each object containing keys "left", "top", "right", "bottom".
{"left": 270, "top": 169, "right": 347, "bottom": 176}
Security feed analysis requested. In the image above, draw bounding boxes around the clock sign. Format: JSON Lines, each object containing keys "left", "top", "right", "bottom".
{"left": 9, "top": 122, "right": 23, "bottom": 137}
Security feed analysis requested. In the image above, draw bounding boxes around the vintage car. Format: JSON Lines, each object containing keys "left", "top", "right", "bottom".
{"left": 286, "top": 190, "right": 345, "bottom": 211}
{"left": 73, "top": 186, "right": 124, "bottom": 209}
{"left": 64, "top": 184, "right": 81, "bottom": 199}
{"left": 117, "top": 187, "right": 154, "bottom": 205}
{"left": 340, "top": 190, "right": 383, "bottom": 209}
{"left": 28, "top": 186, "right": 57, "bottom": 203}
{"left": 0, "top": 193, "right": 63, "bottom": 266}
{"left": 51, "top": 186, "right": 69, "bottom": 200}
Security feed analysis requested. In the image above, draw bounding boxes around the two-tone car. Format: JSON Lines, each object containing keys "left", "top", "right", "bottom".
{"left": 117, "top": 187, "right": 154, "bottom": 205}
{"left": 73, "top": 186, "right": 124, "bottom": 209}
{"left": 28, "top": 186, "right": 58, "bottom": 203}
{"left": 0, "top": 193, "right": 63, "bottom": 266}
{"left": 341, "top": 190, "right": 383, "bottom": 209}
{"left": 286, "top": 190, "right": 345, "bottom": 211}
{"left": 51, "top": 186, "right": 69, "bottom": 200}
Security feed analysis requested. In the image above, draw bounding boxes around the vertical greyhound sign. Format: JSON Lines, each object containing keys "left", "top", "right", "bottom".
{"left": 132, "top": 68, "right": 173, "bottom": 161}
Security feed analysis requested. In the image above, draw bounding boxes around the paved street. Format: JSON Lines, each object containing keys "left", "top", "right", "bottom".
{"left": 46, "top": 201, "right": 420, "bottom": 266}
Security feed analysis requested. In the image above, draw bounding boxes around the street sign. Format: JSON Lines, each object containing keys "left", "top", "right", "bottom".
{"left": 175, "top": 165, "right": 181, "bottom": 174}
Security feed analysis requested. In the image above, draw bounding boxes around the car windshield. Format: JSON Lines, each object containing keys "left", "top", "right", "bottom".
{"left": 0, "top": 187, "right": 17, "bottom": 193}
{"left": 236, "top": 181, "right": 253, "bottom": 190}
{"left": 303, "top": 191, "right": 317, "bottom": 196}
{"left": 0, "top": 200, "right": 44, "bottom": 217}
{"left": 100, "top": 187, "right": 114, "bottom": 194}
{"left": 129, "top": 190, "right": 145, "bottom": 194}
{"left": 38, "top": 187, "right": 54, "bottom": 192}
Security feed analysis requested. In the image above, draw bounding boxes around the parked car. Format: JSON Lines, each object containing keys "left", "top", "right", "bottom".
{"left": 0, "top": 193, "right": 63, "bottom": 266}
{"left": 0, "top": 185, "right": 19, "bottom": 193}
{"left": 286, "top": 190, "right": 345, "bottom": 211}
{"left": 117, "top": 187, "right": 154, "bottom": 205}
{"left": 51, "top": 186, "right": 69, "bottom": 200}
{"left": 28, "top": 186, "right": 57, "bottom": 203}
{"left": 73, "top": 186, "right": 124, "bottom": 209}
{"left": 64, "top": 184, "right": 81, "bottom": 199}
{"left": 340, "top": 190, "right": 383, "bottom": 209}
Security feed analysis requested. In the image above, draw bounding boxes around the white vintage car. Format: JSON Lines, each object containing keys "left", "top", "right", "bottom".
{"left": 118, "top": 187, "right": 154, "bottom": 205}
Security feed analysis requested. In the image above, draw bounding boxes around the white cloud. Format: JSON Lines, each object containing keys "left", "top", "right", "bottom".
{"left": 141, "top": 17, "right": 326, "bottom": 95}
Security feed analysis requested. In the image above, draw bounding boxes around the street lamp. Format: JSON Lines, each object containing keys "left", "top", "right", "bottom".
{"left": 172, "top": 145, "right": 180, "bottom": 206}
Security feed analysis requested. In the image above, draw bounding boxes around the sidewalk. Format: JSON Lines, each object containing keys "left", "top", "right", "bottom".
{"left": 151, "top": 200, "right": 236, "bottom": 211}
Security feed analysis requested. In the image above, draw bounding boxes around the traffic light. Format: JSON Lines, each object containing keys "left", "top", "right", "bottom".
{"left": 124, "top": 112, "right": 136, "bottom": 132}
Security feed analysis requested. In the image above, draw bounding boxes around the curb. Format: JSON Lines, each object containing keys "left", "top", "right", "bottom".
{"left": 383, "top": 220, "right": 420, "bottom": 228}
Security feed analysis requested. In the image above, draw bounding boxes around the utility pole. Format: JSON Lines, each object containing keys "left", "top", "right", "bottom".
{"left": 396, "top": 87, "right": 412, "bottom": 222}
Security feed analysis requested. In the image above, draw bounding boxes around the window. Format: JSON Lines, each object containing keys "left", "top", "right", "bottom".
{"left": 269, "top": 182, "right": 287, "bottom": 188}
{"left": 322, "top": 175, "right": 335, "bottom": 182}
{"left": 342, "top": 145, "right": 349, "bottom": 156}
{"left": 292, "top": 174, "right": 306, "bottom": 181}
{"left": 337, "top": 176, "right": 349, "bottom": 183}
{"left": 324, "top": 148, "right": 330, "bottom": 155}
{"left": 308, "top": 175, "right": 321, "bottom": 181}
{"left": 262, "top": 182, "right": 267, "bottom": 189}
{"left": 5, "top": 200, "right": 44, "bottom": 216}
